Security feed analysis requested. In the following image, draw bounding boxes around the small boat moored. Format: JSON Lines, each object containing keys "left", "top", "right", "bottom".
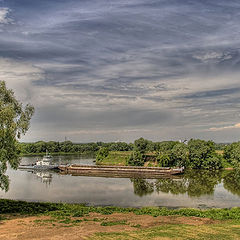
{"left": 19, "top": 151, "right": 58, "bottom": 170}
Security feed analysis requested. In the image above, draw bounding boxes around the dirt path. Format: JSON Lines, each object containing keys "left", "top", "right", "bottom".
{"left": 0, "top": 213, "right": 218, "bottom": 240}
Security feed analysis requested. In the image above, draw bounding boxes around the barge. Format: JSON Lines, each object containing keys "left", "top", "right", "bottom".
{"left": 58, "top": 165, "right": 184, "bottom": 177}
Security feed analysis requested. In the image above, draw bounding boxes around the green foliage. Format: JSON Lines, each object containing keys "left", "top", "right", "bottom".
{"left": 0, "top": 199, "right": 59, "bottom": 214}
{"left": 19, "top": 141, "right": 133, "bottom": 155}
{"left": 1, "top": 199, "right": 240, "bottom": 221}
{"left": 127, "top": 137, "right": 154, "bottom": 166}
{"left": 155, "top": 141, "right": 178, "bottom": 154}
{"left": 0, "top": 81, "right": 34, "bottom": 191}
{"left": 188, "top": 139, "right": 221, "bottom": 169}
{"left": 96, "top": 147, "right": 109, "bottom": 163}
{"left": 171, "top": 143, "right": 189, "bottom": 167}
{"left": 201, "top": 154, "right": 223, "bottom": 170}
{"left": 134, "top": 137, "right": 149, "bottom": 154}
{"left": 127, "top": 151, "right": 144, "bottom": 166}
{"left": 156, "top": 153, "right": 171, "bottom": 167}
{"left": 224, "top": 142, "right": 240, "bottom": 169}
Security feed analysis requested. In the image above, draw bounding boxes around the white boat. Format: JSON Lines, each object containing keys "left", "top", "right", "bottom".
{"left": 19, "top": 151, "right": 58, "bottom": 170}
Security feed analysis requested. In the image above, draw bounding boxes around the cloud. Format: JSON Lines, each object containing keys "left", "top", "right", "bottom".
{"left": 0, "top": 7, "right": 12, "bottom": 24}
{"left": 193, "top": 51, "right": 233, "bottom": 63}
{"left": 0, "top": 58, "right": 43, "bottom": 102}
{"left": 1, "top": 1, "right": 240, "bottom": 142}
{"left": 209, "top": 123, "right": 240, "bottom": 131}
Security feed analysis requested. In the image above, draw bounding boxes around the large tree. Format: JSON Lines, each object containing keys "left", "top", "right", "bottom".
{"left": 0, "top": 81, "right": 34, "bottom": 191}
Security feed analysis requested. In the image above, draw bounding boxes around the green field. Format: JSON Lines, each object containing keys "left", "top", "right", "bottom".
{"left": 97, "top": 151, "right": 131, "bottom": 165}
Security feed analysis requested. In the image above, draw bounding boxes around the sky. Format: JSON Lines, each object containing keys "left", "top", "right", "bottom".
{"left": 0, "top": 0, "right": 240, "bottom": 143}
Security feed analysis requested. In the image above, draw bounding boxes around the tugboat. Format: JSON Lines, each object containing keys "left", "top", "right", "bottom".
{"left": 19, "top": 151, "right": 58, "bottom": 170}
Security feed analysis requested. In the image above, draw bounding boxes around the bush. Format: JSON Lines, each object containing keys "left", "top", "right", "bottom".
{"left": 127, "top": 151, "right": 144, "bottom": 166}
{"left": 201, "top": 154, "right": 223, "bottom": 170}
{"left": 157, "top": 154, "right": 170, "bottom": 167}
{"left": 96, "top": 147, "right": 109, "bottom": 163}
{"left": 171, "top": 143, "right": 189, "bottom": 167}
{"left": 188, "top": 139, "right": 216, "bottom": 169}
{"left": 224, "top": 142, "right": 240, "bottom": 169}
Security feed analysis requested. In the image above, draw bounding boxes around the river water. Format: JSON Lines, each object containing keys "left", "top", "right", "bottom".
{"left": 1, "top": 155, "right": 240, "bottom": 208}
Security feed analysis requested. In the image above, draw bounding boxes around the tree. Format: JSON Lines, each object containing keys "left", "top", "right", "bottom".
{"left": 96, "top": 147, "right": 109, "bottom": 163}
{"left": 224, "top": 142, "right": 240, "bottom": 169}
{"left": 134, "top": 137, "right": 149, "bottom": 154}
{"left": 171, "top": 143, "right": 189, "bottom": 167}
{"left": 187, "top": 139, "right": 221, "bottom": 169}
{"left": 127, "top": 150, "right": 144, "bottom": 166}
{"left": 0, "top": 81, "right": 34, "bottom": 191}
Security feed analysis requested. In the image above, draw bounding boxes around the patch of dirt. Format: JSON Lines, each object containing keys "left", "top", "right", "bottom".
{"left": 0, "top": 213, "right": 219, "bottom": 240}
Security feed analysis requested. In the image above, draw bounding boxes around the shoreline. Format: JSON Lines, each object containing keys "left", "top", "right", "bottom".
{"left": 1, "top": 199, "right": 240, "bottom": 240}
{"left": 1, "top": 198, "right": 240, "bottom": 219}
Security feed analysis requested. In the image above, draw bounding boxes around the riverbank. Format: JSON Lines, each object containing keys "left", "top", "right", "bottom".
{"left": 1, "top": 199, "right": 240, "bottom": 239}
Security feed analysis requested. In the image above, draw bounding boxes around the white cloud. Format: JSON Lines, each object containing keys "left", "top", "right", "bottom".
{"left": 0, "top": 58, "right": 43, "bottom": 102}
{"left": 209, "top": 123, "right": 240, "bottom": 131}
{"left": 193, "top": 51, "right": 233, "bottom": 63}
{"left": 0, "top": 7, "right": 12, "bottom": 24}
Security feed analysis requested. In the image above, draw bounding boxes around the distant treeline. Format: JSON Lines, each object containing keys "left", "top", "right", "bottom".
{"left": 19, "top": 139, "right": 229, "bottom": 156}
{"left": 19, "top": 141, "right": 134, "bottom": 155}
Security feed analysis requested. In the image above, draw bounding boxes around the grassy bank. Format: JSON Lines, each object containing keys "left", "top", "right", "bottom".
{"left": 97, "top": 151, "right": 131, "bottom": 166}
{"left": 90, "top": 221, "right": 240, "bottom": 240}
{"left": 1, "top": 199, "right": 240, "bottom": 221}
{"left": 1, "top": 199, "right": 240, "bottom": 240}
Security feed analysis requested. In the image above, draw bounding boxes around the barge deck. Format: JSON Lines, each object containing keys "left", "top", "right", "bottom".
{"left": 58, "top": 165, "right": 184, "bottom": 177}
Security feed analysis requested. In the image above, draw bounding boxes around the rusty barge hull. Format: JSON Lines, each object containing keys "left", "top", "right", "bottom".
{"left": 58, "top": 165, "right": 184, "bottom": 177}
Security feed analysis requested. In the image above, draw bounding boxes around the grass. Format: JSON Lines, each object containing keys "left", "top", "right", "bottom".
{"left": 1, "top": 199, "right": 240, "bottom": 239}
{"left": 90, "top": 221, "right": 240, "bottom": 240}
{"left": 97, "top": 151, "right": 132, "bottom": 166}
{"left": 1, "top": 199, "right": 240, "bottom": 221}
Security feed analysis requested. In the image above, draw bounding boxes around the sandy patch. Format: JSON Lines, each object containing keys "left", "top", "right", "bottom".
{"left": 0, "top": 213, "right": 218, "bottom": 240}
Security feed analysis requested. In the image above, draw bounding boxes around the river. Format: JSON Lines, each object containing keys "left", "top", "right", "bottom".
{"left": 1, "top": 155, "right": 240, "bottom": 208}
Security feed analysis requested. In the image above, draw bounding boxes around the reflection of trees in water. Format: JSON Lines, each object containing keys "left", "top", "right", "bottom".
{"left": 131, "top": 170, "right": 224, "bottom": 197}
{"left": 223, "top": 170, "right": 240, "bottom": 196}
{"left": 184, "top": 170, "right": 222, "bottom": 197}
{"left": 131, "top": 179, "right": 154, "bottom": 197}
{"left": 155, "top": 178, "right": 188, "bottom": 195}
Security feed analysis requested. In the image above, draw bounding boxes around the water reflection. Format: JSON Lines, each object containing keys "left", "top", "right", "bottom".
{"left": 18, "top": 170, "right": 53, "bottom": 186}
{"left": 223, "top": 170, "right": 240, "bottom": 196}
{"left": 34, "top": 171, "right": 52, "bottom": 186}
{"left": 131, "top": 179, "right": 154, "bottom": 197}
{"left": 9, "top": 167, "right": 240, "bottom": 199}
{"left": 1, "top": 155, "right": 240, "bottom": 208}
{"left": 131, "top": 170, "right": 240, "bottom": 198}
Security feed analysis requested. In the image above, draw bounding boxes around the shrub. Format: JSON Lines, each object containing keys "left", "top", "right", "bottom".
{"left": 96, "top": 147, "right": 109, "bottom": 163}
{"left": 127, "top": 151, "right": 144, "bottom": 166}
